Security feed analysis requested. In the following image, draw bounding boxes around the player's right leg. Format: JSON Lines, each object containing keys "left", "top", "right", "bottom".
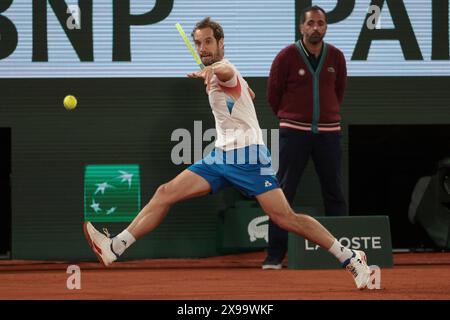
{"left": 83, "top": 169, "right": 212, "bottom": 266}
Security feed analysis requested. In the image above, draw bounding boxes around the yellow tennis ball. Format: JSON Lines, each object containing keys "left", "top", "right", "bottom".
{"left": 64, "top": 95, "right": 77, "bottom": 110}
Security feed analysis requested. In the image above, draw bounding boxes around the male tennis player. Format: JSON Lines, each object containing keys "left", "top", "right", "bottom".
{"left": 84, "top": 17, "right": 371, "bottom": 289}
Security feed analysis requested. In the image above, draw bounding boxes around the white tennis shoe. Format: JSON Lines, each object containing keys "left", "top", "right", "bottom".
{"left": 344, "top": 250, "right": 371, "bottom": 289}
{"left": 83, "top": 222, "right": 118, "bottom": 267}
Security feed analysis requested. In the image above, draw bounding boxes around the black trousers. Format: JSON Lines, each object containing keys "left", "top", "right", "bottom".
{"left": 268, "top": 128, "right": 347, "bottom": 260}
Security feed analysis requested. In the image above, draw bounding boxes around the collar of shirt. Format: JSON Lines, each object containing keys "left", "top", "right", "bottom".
{"left": 300, "top": 39, "right": 324, "bottom": 70}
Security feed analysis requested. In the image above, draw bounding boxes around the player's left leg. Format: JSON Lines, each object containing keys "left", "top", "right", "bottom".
{"left": 256, "top": 188, "right": 335, "bottom": 248}
{"left": 256, "top": 188, "right": 371, "bottom": 289}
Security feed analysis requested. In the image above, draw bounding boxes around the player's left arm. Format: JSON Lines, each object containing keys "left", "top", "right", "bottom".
{"left": 210, "top": 63, "right": 234, "bottom": 82}
{"left": 187, "top": 63, "right": 234, "bottom": 91}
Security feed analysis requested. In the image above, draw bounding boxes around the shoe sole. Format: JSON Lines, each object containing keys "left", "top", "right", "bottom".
{"left": 262, "top": 265, "right": 282, "bottom": 270}
{"left": 83, "top": 222, "right": 108, "bottom": 267}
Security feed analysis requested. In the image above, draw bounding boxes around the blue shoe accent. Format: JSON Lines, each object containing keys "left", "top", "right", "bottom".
{"left": 342, "top": 250, "right": 356, "bottom": 268}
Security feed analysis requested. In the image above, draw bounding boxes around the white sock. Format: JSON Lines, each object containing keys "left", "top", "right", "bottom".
{"left": 111, "top": 230, "right": 136, "bottom": 256}
{"left": 328, "top": 239, "right": 354, "bottom": 264}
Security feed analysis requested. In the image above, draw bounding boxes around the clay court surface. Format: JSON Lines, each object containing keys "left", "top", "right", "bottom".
{"left": 0, "top": 252, "right": 449, "bottom": 300}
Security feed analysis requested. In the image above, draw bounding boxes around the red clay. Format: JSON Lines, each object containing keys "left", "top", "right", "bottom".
{"left": 1, "top": 252, "right": 449, "bottom": 300}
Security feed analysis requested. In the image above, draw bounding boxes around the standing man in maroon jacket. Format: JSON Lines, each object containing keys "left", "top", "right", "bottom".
{"left": 263, "top": 6, "right": 348, "bottom": 269}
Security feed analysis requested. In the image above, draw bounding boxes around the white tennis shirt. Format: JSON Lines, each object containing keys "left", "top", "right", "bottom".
{"left": 207, "top": 59, "right": 265, "bottom": 151}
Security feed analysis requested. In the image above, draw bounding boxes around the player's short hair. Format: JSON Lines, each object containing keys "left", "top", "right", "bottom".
{"left": 191, "top": 17, "right": 224, "bottom": 42}
{"left": 300, "top": 5, "right": 328, "bottom": 24}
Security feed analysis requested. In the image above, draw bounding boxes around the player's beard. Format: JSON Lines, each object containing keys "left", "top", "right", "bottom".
{"left": 201, "top": 47, "right": 222, "bottom": 66}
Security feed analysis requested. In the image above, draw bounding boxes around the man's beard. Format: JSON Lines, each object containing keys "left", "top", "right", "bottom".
{"left": 202, "top": 50, "right": 221, "bottom": 66}
{"left": 203, "top": 58, "right": 215, "bottom": 66}
{"left": 307, "top": 33, "right": 324, "bottom": 44}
